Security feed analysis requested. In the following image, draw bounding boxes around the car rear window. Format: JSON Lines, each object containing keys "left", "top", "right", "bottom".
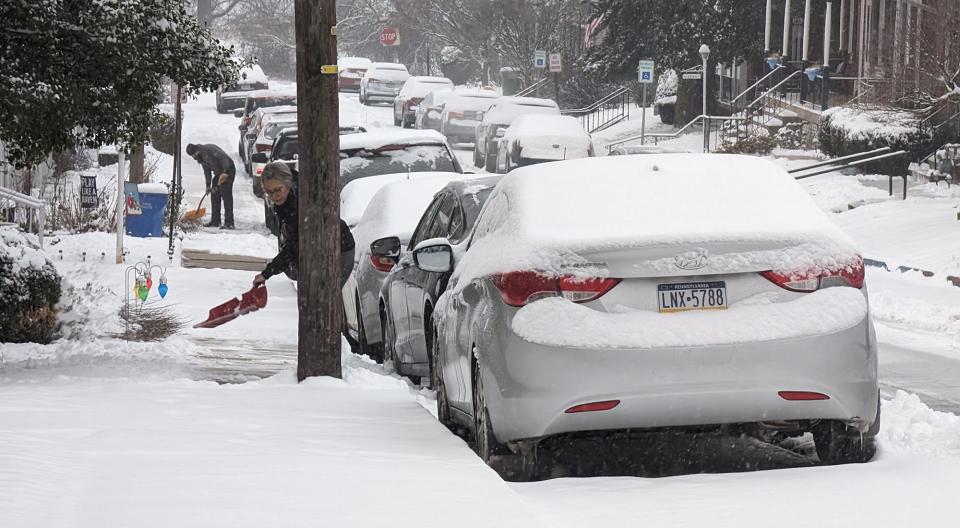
{"left": 371, "top": 69, "right": 408, "bottom": 81}
{"left": 339, "top": 144, "right": 457, "bottom": 185}
{"left": 246, "top": 96, "right": 296, "bottom": 114}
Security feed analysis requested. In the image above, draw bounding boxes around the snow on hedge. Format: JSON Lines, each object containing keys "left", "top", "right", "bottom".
{"left": 820, "top": 106, "right": 922, "bottom": 142}
{"left": 0, "top": 227, "right": 52, "bottom": 274}
{"left": 655, "top": 69, "right": 678, "bottom": 104}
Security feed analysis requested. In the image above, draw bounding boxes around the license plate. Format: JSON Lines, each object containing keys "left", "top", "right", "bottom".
{"left": 657, "top": 281, "right": 728, "bottom": 313}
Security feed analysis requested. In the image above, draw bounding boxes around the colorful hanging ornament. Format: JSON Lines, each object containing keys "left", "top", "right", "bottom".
{"left": 158, "top": 274, "right": 168, "bottom": 299}
{"left": 138, "top": 286, "right": 149, "bottom": 302}
{"left": 146, "top": 277, "right": 153, "bottom": 291}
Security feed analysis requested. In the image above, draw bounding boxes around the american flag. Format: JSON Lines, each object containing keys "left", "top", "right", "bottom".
{"left": 584, "top": 15, "right": 604, "bottom": 49}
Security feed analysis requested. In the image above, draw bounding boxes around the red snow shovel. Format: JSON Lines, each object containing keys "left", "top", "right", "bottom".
{"left": 193, "top": 284, "right": 268, "bottom": 328}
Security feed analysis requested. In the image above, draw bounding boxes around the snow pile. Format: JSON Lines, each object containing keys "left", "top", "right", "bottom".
{"left": 798, "top": 172, "right": 890, "bottom": 213}
{"left": 880, "top": 391, "right": 960, "bottom": 458}
{"left": 0, "top": 227, "right": 52, "bottom": 273}
{"left": 451, "top": 154, "right": 861, "bottom": 292}
{"left": 502, "top": 114, "right": 592, "bottom": 161}
{"left": 869, "top": 289, "right": 960, "bottom": 335}
{"left": 512, "top": 286, "right": 867, "bottom": 349}
{"left": 181, "top": 232, "right": 276, "bottom": 259}
{"left": 0, "top": 335, "right": 198, "bottom": 377}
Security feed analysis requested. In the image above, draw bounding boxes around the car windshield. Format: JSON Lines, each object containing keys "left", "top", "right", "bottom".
{"left": 247, "top": 96, "right": 296, "bottom": 114}
{"left": 275, "top": 138, "right": 298, "bottom": 160}
{"left": 264, "top": 121, "right": 297, "bottom": 140}
{"left": 339, "top": 144, "right": 457, "bottom": 185}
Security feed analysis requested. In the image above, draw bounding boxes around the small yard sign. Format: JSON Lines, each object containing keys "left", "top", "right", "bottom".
{"left": 80, "top": 175, "right": 98, "bottom": 209}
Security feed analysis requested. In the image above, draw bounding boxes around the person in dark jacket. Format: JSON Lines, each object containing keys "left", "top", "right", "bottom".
{"left": 186, "top": 143, "right": 236, "bottom": 229}
{"left": 253, "top": 161, "right": 355, "bottom": 286}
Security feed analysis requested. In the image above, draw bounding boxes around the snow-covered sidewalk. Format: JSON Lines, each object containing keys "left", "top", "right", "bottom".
{"left": 1, "top": 357, "right": 544, "bottom": 528}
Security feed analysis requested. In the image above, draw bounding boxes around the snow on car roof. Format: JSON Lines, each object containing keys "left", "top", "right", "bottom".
{"left": 503, "top": 115, "right": 591, "bottom": 161}
{"left": 338, "top": 57, "right": 372, "bottom": 68}
{"left": 401, "top": 77, "right": 454, "bottom": 97}
{"left": 451, "top": 154, "right": 859, "bottom": 288}
{"left": 257, "top": 105, "right": 298, "bottom": 115}
{"left": 497, "top": 96, "right": 558, "bottom": 108}
{"left": 369, "top": 62, "right": 409, "bottom": 71}
{"left": 351, "top": 173, "right": 471, "bottom": 252}
{"left": 485, "top": 98, "right": 561, "bottom": 126}
{"left": 339, "top": 128, "right": 448, "bottom": 151}
{"left": 341, "top": 171, "right": 462, "bottom": 227}
{"left": 237, "top": 64, "right": 269, "bottom": 84}
{"left": 246, "top": 89, "right": 297, "bottom": 99}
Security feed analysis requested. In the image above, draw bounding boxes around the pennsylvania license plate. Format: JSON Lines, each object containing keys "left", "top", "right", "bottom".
{"left": 657, "top": 281, "right": 728, "bottom": 313}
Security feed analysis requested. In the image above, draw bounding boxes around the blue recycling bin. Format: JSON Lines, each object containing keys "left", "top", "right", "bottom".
{"left": 125, "top": 183, "right": 168, "bottom": 237}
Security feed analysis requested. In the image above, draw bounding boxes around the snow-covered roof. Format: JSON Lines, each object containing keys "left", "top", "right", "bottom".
{"left": 452, "top": 154, "right": 860, "bottom": 288}
{"left": 432, "top": 89, "right": 497, "bottom": 107}
{"left": 341, "top": 171, "right": 461, "bottom": 227}
{"left": 352, "top": 173, "right": 471, "bottom": 252}
{"left": 502, "top": 115, "right": 591, "bottom": 161}
{"left": 246, "top": 89, "right": 297, "bottom": 99}
{"left": 338, "top": 57, "right": 372, "bottom": 69}
{"left": 339, "top": 129, "right": 448, "bottom": 151}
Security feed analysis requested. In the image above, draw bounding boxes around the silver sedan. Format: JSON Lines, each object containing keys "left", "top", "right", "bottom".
{"left": 426, "top": 154, "right": 879, "bottom": 479}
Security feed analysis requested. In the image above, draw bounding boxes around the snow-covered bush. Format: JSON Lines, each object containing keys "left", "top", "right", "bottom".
{"left": 0, "top": 227, "right": 62, "bottom": 344}
{"left": 819, "top": 106, "right": 932, "bottom": 175}
{"left": 149, "top": 105, "right": 177, "bottom": 157}
{"left": 654, "top": 69, "right": 677, "bottom": 125}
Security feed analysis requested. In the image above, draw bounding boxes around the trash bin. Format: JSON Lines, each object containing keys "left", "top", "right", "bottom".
{"left": 125, "top": 183, "right": 168, "bottom": 237}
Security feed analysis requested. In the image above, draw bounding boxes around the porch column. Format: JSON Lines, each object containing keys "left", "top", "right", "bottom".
{"left": 783, "top": 0, "right": 792, "bottom": 58}
{"left": 839, "top": 0, "right": 847, "bottom": 53}
{"left": 802, "top": 0, "right": 812, "bottom": 61}
{"left": 878, "top": 0, "right": 887, "bottom": 66}
{"left": 765, "top": 0, "right": 773, "bottom": 52}
{"left": 847, "top": 0, "right": 857, "bottom": 52}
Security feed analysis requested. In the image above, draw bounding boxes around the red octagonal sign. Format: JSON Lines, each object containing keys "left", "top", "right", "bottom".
{"left": 379, "top": 27, "right": 400, "bottom": 47}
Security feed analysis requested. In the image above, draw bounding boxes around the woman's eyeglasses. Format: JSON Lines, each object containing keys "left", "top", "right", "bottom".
{"left": 264, "top": 186, "right": 285, "bottom": 196}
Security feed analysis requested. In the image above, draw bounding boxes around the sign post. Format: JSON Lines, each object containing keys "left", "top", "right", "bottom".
{"left": 637, "top": 59, "right": 655, "bottom": 145}
{"left": 548, "top": 52, "right": 562, "bottom": 103}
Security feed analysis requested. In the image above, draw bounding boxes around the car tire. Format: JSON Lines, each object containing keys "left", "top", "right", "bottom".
{"left": 379, "top": 304, "right": 397, "bottom": 368}
{"left": 431, "top": 325, "right": 454, "bottom": 430}
{"left": 484, "top": 144, "right": 497, "bottom": 173}
{"left": 472, "top": 356, "right": 538, "bottom": 481}
{"left": 356, "top": 296, "right": 384, "bottom": 363}
{"left": 252, "top": 177, "right": 263, "bottom": 198}
{"left": 473, "top": 144, "right": 484, "bottom": 168}
{"left": 238, "top": 140, "right": 245, "bottom": 161}
{"left": 814, "top": 397, "right": 880, "bottom": 465}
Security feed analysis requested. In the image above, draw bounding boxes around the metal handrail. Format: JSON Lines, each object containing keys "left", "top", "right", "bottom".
{"left": 605, "top": 114, "right": 746, "bottom": 151}
{"left": 748, "top": 70, "right": 801, "bottom": 108}
{"left": 0, "top": 185, "right": 46, "bottom": 247}
{"left": 933, "top": 110, "right": 960, "bottom": 130}
{"left": 516, "top": 78, "right": 549, "bottom": 97}
{"left": 730, "top": 65, "right": 784, "bottom": 104}
{"left": 787, "top": 147, "right": 891, "bottom": 174}
{"left": 560, "top": 87, "right": 631, "bottom": 115}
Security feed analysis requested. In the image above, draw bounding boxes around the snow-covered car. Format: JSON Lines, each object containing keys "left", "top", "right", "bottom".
{"left": 438, "top": 91, "right": 500, "bottom": 144}
{"left": 343, "top": 174, "right": 471, "bottom": 361}
{"left": 378, "top": 176, "right": 501, "bottom": 383}
{"left": 234, "top": 90, "right": 297, "bottom": 161}
{"left": 427, "top": 154, "right": 879, "bottom": 477}
{"left": 337, "top": 56, "right": 372, "bottom": 92}
{"left": 215, "top": 63, "right": 268, "bottom": 113}
{"left": 359, "top": 62, "right": 410, "bottom": 105}
{"left": 393, "top": 76, "right": 454, "bottom": 128}
{"left": 494, "top": 114, "right": 592, "bottom": 173}
{"left": 339, "top": 129, "right": 463, "bottom": 187}
{"left": 416, "top": 89, "right": 498, "bottom": 135}
{"left": 242, "top": 106, "right": 297, "bottom": 176}
{"left": 473, "top": 96, "right": 559, "bottom": 172}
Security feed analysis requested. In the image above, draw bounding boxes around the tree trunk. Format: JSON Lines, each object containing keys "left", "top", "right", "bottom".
{"left": 294, "top": 0, "right": 342, "bottom": 381}
{"left": 129, "top": 143, "right": 146, "bottom": 183}
{"left": 196, "top": 0, "right": 213, "bottom": 26}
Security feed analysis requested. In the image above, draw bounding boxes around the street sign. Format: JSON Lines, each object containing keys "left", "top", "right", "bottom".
{"left": 548, "top": 53, "right": 562, "bottom": 73}
{"left": 534, "top": 50, "right": 547, "bottom": 69}
{"left": 379, "top": 27, "right": 400, "bottom": 47}
{"left": 637, "top": 59, "right": 655, "bottom": 83}
{"left": 682, "top": 73, "right": 702, "bottom": 80}
{"left": 80, "top": 175, "right": 98, "bottom": 209}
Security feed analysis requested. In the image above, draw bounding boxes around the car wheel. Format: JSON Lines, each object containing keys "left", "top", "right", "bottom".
{"left": 473, "top": 144, "right": 484, "bottom": 168}
{"left": 238, "top": 140, "right": 245, "bottom": 160}
{"left": 814, "top": 396, "right": 879, "bottom": 465}
{"left": 356, "top": 296, "right": 384, "bottom": 362}
{"left": 252, "top": 177, "right": 263, "bottom": 198}
{"left": 472, "top": 355, "right": 538, "bottom": 480}
{"left": 431, "top": 325, "right": 454, "bottom": 429}
{"left": 484, "top": 145, "right": 497, "bottom": 173}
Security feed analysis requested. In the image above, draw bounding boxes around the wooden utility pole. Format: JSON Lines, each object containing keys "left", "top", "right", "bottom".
{"left": 294, "top": 0, "right": 341, "bottom": 381}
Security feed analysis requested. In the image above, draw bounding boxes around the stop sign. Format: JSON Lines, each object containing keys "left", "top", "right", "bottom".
{"left": 379, "top": 27, "right": 400, "bottom": 47}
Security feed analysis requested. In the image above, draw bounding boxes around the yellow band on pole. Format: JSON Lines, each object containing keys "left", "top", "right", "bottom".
{"left": 321, "top": 65, "right": 338, "bottom": 74}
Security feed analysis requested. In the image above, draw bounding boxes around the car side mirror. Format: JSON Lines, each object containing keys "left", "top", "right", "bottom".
{"left": 413, "top": 239, "right": 453, "bottom": 273}
{"left": 233, "top": 109, "right": 245, "bottom": 118}
{"left": 245, "top": 133, "right": 257, "bottom": 140}
{"left": 370, "top": 236, "right": 401, "bottom": 259}
{"left": 251, "top": 152, "right": 269, "bottom": 164}
{"left": 238, "top": 124, "right": 248, "bottom": 132}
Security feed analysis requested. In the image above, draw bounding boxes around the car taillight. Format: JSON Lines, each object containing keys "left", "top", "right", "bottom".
{"left": 448, "top": 111, "right": 464, "bottom": 119}
{"left": 491, "top": 271, "right": 620, "bottom": 307}
{"left": 370, "top": 255, "right": 395, "bottom": 273}
{"left": 255, "top": 143, "right": 271, "bottom": 152}
{"left": 761, "top": 257, "right": 864, "bottom": 292}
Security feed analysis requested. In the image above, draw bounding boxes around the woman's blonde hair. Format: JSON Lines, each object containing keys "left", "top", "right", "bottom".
{"left": 261, "top": 161, "right": 295, "bottom": 189}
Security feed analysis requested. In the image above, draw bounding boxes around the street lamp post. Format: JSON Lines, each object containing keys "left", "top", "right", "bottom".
{"left": 699, "top": 44, "right": 710, "bottom": 152}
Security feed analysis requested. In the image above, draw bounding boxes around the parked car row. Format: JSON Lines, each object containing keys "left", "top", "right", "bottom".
{"left": 337, "top": 152, "right": 880, "bottom": 479}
